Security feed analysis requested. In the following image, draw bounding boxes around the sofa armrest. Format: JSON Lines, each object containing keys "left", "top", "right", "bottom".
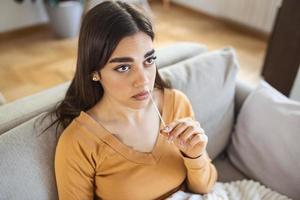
{"left": 234, "top": 79, "right": 256, "bottom": 120}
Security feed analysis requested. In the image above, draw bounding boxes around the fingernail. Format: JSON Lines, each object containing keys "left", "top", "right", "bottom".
{"left": 162, "top": 126, "right": 171, "bottom": 132}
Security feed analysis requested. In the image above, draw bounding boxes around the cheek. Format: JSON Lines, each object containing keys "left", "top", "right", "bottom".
{"left": 100, "top": 72, "right": 128, "bottom": 92}
{"left": 102, "top": 78, "right": 126, "bottom": 91}
{"left": 149, "top": 66, "right": 157, "bottom": 82}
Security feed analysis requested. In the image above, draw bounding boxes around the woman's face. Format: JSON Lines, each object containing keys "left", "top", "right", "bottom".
{"left": 99, "top": 31, "right": 157, "bottom": 110}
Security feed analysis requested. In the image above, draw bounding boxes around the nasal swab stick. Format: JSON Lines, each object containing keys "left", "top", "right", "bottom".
{"left": 146, "top": 87, "right": 172, "bottom": 144}
{"left": 146, "top": 87, "right": 167, "bottom": 129}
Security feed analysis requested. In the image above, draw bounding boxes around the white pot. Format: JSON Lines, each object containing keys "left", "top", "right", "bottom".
{"left": 46, "top": 1, "right": 83, "bottom": 38}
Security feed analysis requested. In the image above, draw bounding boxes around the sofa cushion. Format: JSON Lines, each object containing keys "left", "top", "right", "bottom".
{"left": 227, "top": 80, "right": 300, "bottom": 200}
{"left": 156, "top": 42, "right": 207, "bottom": 69}
{"left": 212, "top": 152, "right": 247, "bottom": 182}
{"left": 0, "top": 113, "right": 60, "bottom": 200}
{"left": 159, "top": 47, "right": 239, "bottom": 159}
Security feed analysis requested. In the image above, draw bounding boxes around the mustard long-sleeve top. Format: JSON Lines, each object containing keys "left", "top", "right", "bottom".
{"left": 55, "top": 88, "right": 217, "bottom": 200}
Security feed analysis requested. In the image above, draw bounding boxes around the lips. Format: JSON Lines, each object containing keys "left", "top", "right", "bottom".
{"left": 132, "top": 90, "right": 149, "bottom": 100}
{"left": 133, "top": 91, "right": 148, "bottom": 97}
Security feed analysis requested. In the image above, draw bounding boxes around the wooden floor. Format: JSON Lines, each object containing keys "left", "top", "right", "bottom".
{"left": 0, "top": 1, "right": 267, "bottom": 103}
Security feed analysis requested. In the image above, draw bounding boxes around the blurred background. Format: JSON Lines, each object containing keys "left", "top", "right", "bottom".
{"left": 0, "top": 0, "right": 299, "bottom": 103}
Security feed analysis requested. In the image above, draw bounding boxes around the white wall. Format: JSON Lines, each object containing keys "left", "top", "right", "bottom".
{"left": 290, "top": 66, "right": 300, "bottom": 102}
{"left": 170, "top": 0, "right": 219, "bottom": 15}
{"left": 0, "top": 0, "right": 48, "bottom": 33}
{"left": 171, "top": 0, "right": 282, "bottom": 34}
{"left": 1, "top": 0, "right": 282, "bottom": 34}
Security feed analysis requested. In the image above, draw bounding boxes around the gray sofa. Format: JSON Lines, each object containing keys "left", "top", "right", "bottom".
{"left": 0, "top": 42, "right": 253, "bottom": 199}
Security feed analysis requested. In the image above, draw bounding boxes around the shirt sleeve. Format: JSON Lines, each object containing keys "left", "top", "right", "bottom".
{"left": 54, "top": 123, "right": 99, "bottom": 200}
{"left": 172, "top": 89, "right": 218, "bottom": 194}
{"left": 182, "top": 152, "right": 218, "bottom": 194}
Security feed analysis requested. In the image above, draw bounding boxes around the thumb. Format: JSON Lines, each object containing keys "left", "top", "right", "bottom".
{"left": 160, "top": 128, "right": 169, "bottom": 137}
{"left": 159, "top": 125, "right": 171, "bottom": 137}
{"left": 160, "top": 120, "right": 177, "bottom": 134}
{"left": 161, "top": 126, "right": 171, "bottom": 132}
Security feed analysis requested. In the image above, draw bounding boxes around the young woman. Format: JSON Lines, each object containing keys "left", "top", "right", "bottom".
{"left": 52, "top": 1, "right": 217, "bottom": 199}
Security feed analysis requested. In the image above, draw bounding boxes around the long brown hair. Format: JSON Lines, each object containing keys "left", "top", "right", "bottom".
{"left": 43, "top": 1, "right": 169, "bottom": 134}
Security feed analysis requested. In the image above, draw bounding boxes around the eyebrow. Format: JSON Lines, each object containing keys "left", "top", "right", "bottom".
{"left": 109, "top": 49, "right": 155, "bottom": 63}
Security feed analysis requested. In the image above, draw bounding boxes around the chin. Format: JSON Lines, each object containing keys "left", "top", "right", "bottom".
{"left": 128, "top": 98, "right": 150, "bottom": 110}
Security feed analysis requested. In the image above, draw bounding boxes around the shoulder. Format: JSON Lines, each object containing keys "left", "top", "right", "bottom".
{"left": 55, "top": 117, "right": 107, "bottom": 169}
{"left": 57, "top": 119, "right": 82, "bottom": 145}
{"left": 152, "top": 88, "right": 188, "bottom": 112}
{"left": 164, "top": 88, "right": 191, "bottom": 105}
{"left": 56, "top": 114, "right": 106, "bottom": 157}
{"left": 163, "top": 88, "right": 195, "bottom": 119}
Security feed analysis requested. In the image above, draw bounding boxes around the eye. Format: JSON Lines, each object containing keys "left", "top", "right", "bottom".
{"left": 114, "top": 65, "right": 131, "bottom": 73}
{"left": 144, "top": 56, "right": 157, "bottom": 65}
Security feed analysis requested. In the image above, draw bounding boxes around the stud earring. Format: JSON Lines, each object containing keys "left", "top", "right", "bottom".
{"left": 92, "top": 76, "right": 98, "bottom": 81}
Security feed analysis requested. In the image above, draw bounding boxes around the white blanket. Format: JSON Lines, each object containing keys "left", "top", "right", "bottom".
{"left": 166, "top": 180, "right": 292, "bottom": 200}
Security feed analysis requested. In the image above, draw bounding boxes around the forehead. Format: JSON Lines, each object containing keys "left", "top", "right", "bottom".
{"left": 109, "top": 32, "right": 153, "bottom": 58}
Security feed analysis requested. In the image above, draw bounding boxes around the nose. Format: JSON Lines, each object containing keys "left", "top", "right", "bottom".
{"left": 132, "top": 68, "right": 149, "bottom": 88}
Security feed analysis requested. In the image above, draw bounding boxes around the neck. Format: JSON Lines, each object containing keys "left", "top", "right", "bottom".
{"left": 93, "top": 94, "right": 152, "bottom": 124}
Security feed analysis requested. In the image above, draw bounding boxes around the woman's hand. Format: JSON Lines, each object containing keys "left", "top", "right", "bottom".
{"left": 160, "top": 118, "right": 208, "bottom": 158}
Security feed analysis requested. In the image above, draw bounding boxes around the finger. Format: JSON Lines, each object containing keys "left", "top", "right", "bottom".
{"left": 160, "top": 120, "right": 179, "bottom": 133}
{"left": 185, "top": 133, "right": 198, "bottom": 147}
{"left": 188, "top": 134, "right": 201, "bottom": 147}
{"left": 195, "top": 121, "right": 201, "bottom": 128}
{"left": 178, "top": 122, "right": 204, "bottom": 143}
{"left": 161, "top": 117, "right": 193, "bottom": 133}
{"left": 160, "top": 129, "right": 169, "bottom": 137}
{"left": 198, "top": 127, "right": 205, "bottom": 134}
{"left": 169, "top": 122, "right": 189, "bottom": 141}
{"left": 178, "top": 126, "right": 196, "bottom": 143}
{"left": 189, "top": 133, "right": 208, "bottom": 147}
